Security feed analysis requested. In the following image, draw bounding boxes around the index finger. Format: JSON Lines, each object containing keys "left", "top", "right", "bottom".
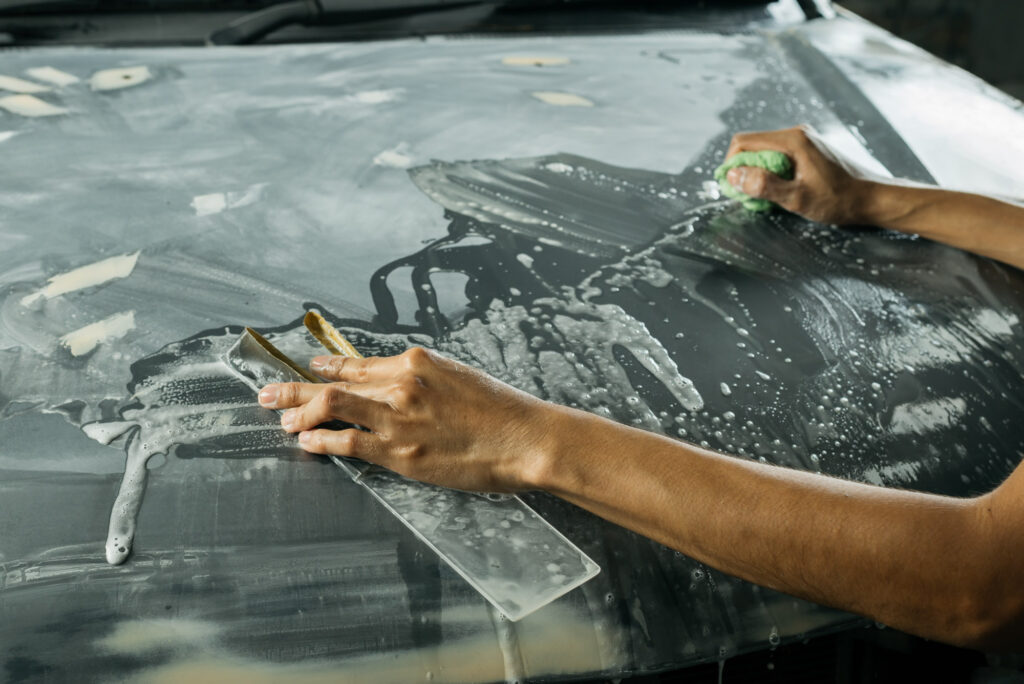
{"left": 310, "top": 355, "right": 399, "bottom": 383}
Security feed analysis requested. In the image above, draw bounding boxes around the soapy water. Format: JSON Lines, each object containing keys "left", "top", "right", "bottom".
{"left": 3, "top": 151, "right": 1024, "bottom": 574}
{"left": 84, "top": 275, "right": 703, "bottom": 567}
{"left": 77, "top": 199, "right": 1024, "bottom": 569}
{"left": 581, "top": 202, "right": 1024, "bottom": 486}
{"left": 401, "top": 150, "right": 1024, "bottom": 492}
{"left": 2, "top": 148, "right": 1023, "bottom": 676}
{"left": 0, "top": 25, "right": 1017, "bottom": 678}
{"left": 222, "top": 328, "right": 600, "bottom": 621}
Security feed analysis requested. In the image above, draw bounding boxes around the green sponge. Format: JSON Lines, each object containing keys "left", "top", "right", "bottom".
{"left": 713, "top": 150, "right": 794, "bottom": 212}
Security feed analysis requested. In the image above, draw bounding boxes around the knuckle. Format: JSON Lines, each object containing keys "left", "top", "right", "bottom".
{"left": 393, "top": 377, "right": 423, "bottom": 406}
{"left": 357, "top": 358, "right": 376, "bottom": 382}
{"left": 392, "top": 386, "right": 414, "bottom": 407}
{"left": 402, "top": 347, "right": 433, "bottom": 371}
{"left": 328, "top": 356, "right": 349, "bottom": 375}
{"left": 356, "top": 358, "right": 380, "bottom": 385}
{"left": 337, "top": 430, "right": 359, "bottom": 453}
{"left": 395, "top": 443, "right": 424, "bottom": 466}
{"left": 322, "top": 385, "right": 344, "bottom": 406}
{"left": 283, "top": 383, "right": 303, "bottom": 405}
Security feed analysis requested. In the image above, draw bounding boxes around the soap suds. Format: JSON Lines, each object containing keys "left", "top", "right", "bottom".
{"left": 0, "top": 94, "right": 68, "bottom": 117}
{"left": 191, "top": 184, "right": 266, "bottom": 217}
{"left": 531, "top": 91, "right": 594, "bottom": 107}
{"left": 89, "top": 66, "right": 153, "bottom": 91}
{"left": 61, "top": 311, "right": 136, "bottom": 356}
{"left": 515, "top": 253, "right": 534, "bottom": 269}
{"left": 105, "top": 325, "right": 599, "bottom": 618}
{"left": 502, "top": 56, "right": 571, "bottom": 67}
{"left": 24, "top": 66, "right": 79, "bottom": 87}
{"left": 0, "top": 74, "right": 50, "bottom": 94}
{"left": 373, "top": 143, "right": 414, "bottom": 169}
{"left": 21, "top": 251, "right": 140, "bottom": 306}
{"left": 349, "top": 89, "right": 401, "bottom": 104}
{"left": 890, "top": 397, "right": 967, "bottom": 435}
{"left": 98, "top": 619, "right": 221, "bottom": 654}
{"left": 191, "top": 193, "right": 227, "bottom": 216}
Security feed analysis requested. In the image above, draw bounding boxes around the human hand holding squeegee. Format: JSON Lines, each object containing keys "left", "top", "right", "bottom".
{"left": 260, "top": 126, "right": 1024, "bottom": 650}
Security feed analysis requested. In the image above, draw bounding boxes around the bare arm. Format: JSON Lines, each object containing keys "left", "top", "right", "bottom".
{"left": 260, "top": 348, "right": 1024, "bottom": 651}
{"left": 259, "top": 128, "right": 1024, "bottom": 649}
{"left": 724, "top": 126, "right": 1024, "bottom": 270}
{"left": 539, "top": 405, "right": 1024, "bottom": 651}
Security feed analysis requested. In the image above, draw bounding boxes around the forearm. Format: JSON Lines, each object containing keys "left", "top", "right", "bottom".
{"left": 853, "top": 180, "right": 1024, "bottom": 270}
{"left": 531, "top": 405, "right": 1005, "bottom": 647}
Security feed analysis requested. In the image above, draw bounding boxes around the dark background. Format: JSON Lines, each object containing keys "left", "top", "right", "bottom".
{"left": 840, "top": 0, "right": 1024, "bottom": 101}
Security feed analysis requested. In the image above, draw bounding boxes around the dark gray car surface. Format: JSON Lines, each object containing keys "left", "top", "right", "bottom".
{"left": 2, "top": 2, "right": 1024, "bottom": 681}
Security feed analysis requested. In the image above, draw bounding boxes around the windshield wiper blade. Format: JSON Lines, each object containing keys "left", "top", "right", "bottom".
{"left": 207, "top": 0, "right": 314, "bottom": 44}
{"left": 207, "top": 0, "right": 486, "bottom": 45}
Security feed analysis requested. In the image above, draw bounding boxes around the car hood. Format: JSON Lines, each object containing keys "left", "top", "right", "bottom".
{"left": 1, "top": 9, "right": 1024, "bottom": 681}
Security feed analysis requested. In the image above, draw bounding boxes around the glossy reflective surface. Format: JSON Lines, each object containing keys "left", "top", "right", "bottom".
{"left": 2, "top": 11, "right": 1023, "bottom": 682}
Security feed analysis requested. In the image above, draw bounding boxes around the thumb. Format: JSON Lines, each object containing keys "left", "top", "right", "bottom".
{"left": 726, "top": 166, "right": 791, "bottom": 204}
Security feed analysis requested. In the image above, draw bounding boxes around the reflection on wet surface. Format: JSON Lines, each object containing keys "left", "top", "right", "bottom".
{"left": 2, "top": 19, "right": 1024, "bottom": 683}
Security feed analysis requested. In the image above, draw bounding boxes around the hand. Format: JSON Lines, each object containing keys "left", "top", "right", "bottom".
{"left": 257, "top": 348, "right": 556, "bottom": 492}
{"left": 725, "top": 125, "right": 873, "bottom": 224}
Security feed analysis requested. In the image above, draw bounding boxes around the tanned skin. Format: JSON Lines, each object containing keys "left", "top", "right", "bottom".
{"left": 259, "top": 126, "right": 1024, "bottom": 651}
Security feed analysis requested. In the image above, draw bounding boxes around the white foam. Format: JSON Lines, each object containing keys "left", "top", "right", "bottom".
{"left": 0, "top": 74, "right": 50, "bottom": 94}
{"left": 350, "top": 89, "right": 401, "bottom": 104}
{"left": 60, "top": 311, "right": 136, "bottom": 356}
{"left": 191, "top": 193, "right": 227, "bottom": 216}
{"left": 531, "top": 91, "right": 594, "bottom": 107}
{"left": 97, "top": 619, "right": 220, "bottom": 655}
{"left": 24, "top": 66, "right": 79, "bottom": 87}
{"left": 21, "top": 251, "right": 140, "bottom": 306}
{"left": 89, "top": 66, "right": 152, "bottom": 91}
{"left": 191, "top": 184, "right": 266, "bottom": 217}
{"left": 0, "top": 94, "right": 67, "bottom": 117}
{"left": 502, "top": 56, "right": 571, "bottom": 67}
{"left": 890, "top": 397, "right": 966, "bottom": 435}
{"left": 373, "top": 143, "right": 414, "bottom": 169}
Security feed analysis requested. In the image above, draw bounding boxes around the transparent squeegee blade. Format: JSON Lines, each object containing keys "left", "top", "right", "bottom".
{"left": 223, "top": 329, "right": 600, "bottom": 620}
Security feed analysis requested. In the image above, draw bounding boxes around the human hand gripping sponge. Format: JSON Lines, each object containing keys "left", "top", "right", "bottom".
{"left": 714, "top": 150, "right": 794, "bottom": 212}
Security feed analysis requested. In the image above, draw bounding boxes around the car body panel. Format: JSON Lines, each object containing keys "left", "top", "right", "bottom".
{"left": 1, "top": 9, "right": 1023, "bottom": 681}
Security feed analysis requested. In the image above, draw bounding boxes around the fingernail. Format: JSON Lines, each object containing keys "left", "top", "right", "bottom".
{"left": 281, "top": 410, "right": 295, "bottom": 430}
{"left": 310, "top": 357, "right": 327, "bottom": 371}
{"left": 258, "top": 386, "right": 278, "bottom": 407}
{"left": 298, "top": 431, "right": 311, "bottom": 445}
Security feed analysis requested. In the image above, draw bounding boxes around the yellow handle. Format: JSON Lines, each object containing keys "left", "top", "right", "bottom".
{"left": 303, "top": 310, "right": 363, "bottom": 358}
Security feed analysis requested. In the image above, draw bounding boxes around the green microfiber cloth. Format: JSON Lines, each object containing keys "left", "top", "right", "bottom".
{"left": 714, "top": 150, "right": 794, "bottom": 212}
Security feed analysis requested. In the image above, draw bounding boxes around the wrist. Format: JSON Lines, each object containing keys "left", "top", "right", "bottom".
{"left": 845, "top": 178, "right": 887, "bottom": 225}
{"left": 851, "top": 179, "right": 929, "bottom": 229}
{"left": 515, "top": 403, "right": 586, "bottom": 493}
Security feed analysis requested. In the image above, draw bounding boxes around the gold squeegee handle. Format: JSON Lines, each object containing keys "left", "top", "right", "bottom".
{"left": 304, "top": 311, "right": 364, "bottom": 359}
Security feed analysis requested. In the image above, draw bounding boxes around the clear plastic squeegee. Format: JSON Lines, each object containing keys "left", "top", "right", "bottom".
{"left": 224, "top": 327, "right": 600, "bottom": 620}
